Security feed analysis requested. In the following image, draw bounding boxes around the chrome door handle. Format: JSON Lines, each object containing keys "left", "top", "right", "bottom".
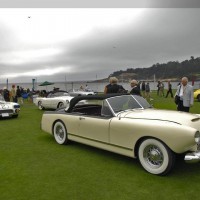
{"left": 79, "top": 117, "right": 85, "bottom": 120}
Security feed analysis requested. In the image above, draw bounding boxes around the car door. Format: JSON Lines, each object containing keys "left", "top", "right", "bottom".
{"left": 42, "top": 98, "right": 52, "bottom": 109}
{"left": 78, "top": 116, "right": 111, "bottom": 143}
{"left": 49, "top": 97, "right": 59, "bottom": 109}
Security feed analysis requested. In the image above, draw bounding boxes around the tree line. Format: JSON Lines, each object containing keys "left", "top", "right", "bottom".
{"left": 109, "top": 56, "right": 200, "bottom": 81}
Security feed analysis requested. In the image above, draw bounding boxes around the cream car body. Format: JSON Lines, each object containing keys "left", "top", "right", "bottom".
{"left": 41, "top": 94, "right": 200, "bottom": 175}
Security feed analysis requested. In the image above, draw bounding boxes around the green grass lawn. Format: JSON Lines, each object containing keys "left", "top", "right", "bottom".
{"left": 0, "top": 94, "right": 200, "bottom": 200}
{"left": 149, "top": 90, "right": 200, "bottom": 113}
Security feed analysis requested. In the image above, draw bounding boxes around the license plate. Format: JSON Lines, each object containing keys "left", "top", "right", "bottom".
{"left": 2, "top": 113, "right": 9, "bottom": 117}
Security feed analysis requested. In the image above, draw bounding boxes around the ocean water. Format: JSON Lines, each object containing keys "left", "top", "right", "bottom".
{"left": 1, "top": 81, "right": 200, "bottom": 93}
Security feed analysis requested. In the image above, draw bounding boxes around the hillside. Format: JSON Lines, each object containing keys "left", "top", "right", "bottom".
{"left": 108, "top": 56, "right": 200, "bottom": 82}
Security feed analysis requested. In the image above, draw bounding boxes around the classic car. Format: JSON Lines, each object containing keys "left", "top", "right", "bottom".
{"left": 68, "top": 89, "right": 95, "bottom": 96}
{"left": 41, "top": 94, "right": 200, "bottom": 175}
{"left": 194, "top": 89, "right": 200, "bottom": 101}
{"left": 0, "top": 94, "right": 20, "bottom": 118}
{"left": 34, "top": 90, "right": 74, "bottom": 110}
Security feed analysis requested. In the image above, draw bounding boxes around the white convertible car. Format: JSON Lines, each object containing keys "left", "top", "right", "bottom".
{"left": 0, "top": 95, "right": 20, "bottom": 118}
{"left": 34, "top": 90, "right": 74, "bottom": 110}
{"left": 68, "top": 89, "right": 95, "bottom": 97}
{"left": 41, "top": 94, "right": 200, "bottom": 175}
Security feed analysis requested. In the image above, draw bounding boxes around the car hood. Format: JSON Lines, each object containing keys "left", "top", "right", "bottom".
{"left": 119, "top": 109, "right": 200, "bottom": 125}
{"left": 0, "top": 101, "right": 19, "bottom": 107}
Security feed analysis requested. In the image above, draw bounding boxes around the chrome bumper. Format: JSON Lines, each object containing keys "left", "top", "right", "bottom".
{"left": 184, "top": 151, "right": 200, "bottom": 163}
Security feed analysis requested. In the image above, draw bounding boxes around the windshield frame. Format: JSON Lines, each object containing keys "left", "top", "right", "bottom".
{"left": 105, "top": 95, "right": 151, "bottom": 116}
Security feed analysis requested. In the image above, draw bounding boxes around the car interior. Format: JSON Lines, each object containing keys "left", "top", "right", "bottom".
{"left": 71, "top": 103, "right": 113, "bottom": 118}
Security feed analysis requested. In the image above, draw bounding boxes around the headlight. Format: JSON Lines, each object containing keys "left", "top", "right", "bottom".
{"left": 195, "top": 131, "right": 200, "bottom": 143}
{"left": 14, "top": 105, "right": 20, "bottom": 109}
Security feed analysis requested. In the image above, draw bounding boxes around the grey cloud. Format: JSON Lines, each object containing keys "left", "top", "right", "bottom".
{"left": 1, "top": 8, "right": 200, "bottom": 83}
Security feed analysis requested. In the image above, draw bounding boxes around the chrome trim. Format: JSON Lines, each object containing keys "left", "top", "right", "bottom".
{"left": 184, "top": 151, "right": 200, "bottom": 163}
{"left": 195, "top": 131, "right": 200, "bottom": 143}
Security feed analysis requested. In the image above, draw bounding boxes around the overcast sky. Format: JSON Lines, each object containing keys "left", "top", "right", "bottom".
{"left": 0, "top": 8, "right": 200, "bottom": 83}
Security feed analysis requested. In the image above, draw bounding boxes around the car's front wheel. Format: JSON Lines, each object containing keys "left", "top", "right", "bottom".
{"left": 38, "top": 101, "right": 44, "bottom": 110}
{"left": 138, "top": 138, "right": 175, "bottom": 175}
{"left": 53, "top": 121, "right": 68, "bottom": 145}
{"left": 57, "top": 102, "right": 64, "bottom": 108}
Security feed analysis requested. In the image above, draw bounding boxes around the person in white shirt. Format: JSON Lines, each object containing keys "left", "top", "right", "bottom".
{"left": 175, "top": 77, "right": 193, "bottom": 112}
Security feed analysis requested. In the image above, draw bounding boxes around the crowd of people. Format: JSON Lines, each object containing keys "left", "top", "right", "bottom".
{"left": 0, "top": 84, "right": 31, "bottom": 105}
{"left": 104, "top": 76, "right": 194, "bottom": 113}
{"left": 104, "top": 77, "right": 152, "bottom": 100}
{"left": 0, "top": 76, "right": 194, "bottom": 113}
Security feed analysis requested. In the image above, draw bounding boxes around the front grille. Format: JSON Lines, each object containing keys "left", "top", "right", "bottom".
{"left": 0, "top": 109, "right": 13, "bottom": 114}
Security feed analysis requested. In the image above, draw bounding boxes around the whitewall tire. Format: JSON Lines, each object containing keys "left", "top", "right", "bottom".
{"left": 53, "top": 121, "right": 68, "bottom": 145}
{"left": 58, "top": 102, "right": 64, "bottom": 108}
{"left": 38, "top": 101, "right": 44, "bottom": 110}
{"left": 138, "top": 138, "right": 175, "bottom": 175}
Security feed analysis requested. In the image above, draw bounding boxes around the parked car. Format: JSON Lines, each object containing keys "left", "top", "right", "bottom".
{"left": 41, "top": 94, "right": 200, "bottom": 175}
{"left": 68, "top": 89, "right": 95, "bottom": 96}
{"left": 0, "top": 94, "right": 20, "bottom": 118}
{"left": 194, "top": 89, "right": 200, "bottom": 101}
{"left": 34, "top": 90, "right": 74, "bottom": 110}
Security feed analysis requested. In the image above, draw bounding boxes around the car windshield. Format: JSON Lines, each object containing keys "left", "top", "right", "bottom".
{"left": 47, "top": 91, "right": 69, "bottom": 98}
{"left": 107, "top": 95, "right": 151, "bottom": 113}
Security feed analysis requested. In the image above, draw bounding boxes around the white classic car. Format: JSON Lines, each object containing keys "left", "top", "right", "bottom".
{"left": 41, "top": 94, "right": 200, "bottom": 175}
{"left": 34, "top": 90, "right": 74, "bottom": 110}
{"left": 68, "top": 89, "right": 95, "bottom": 97}
{"left": 0, "top": 94, "right": 20, "bottom": 118}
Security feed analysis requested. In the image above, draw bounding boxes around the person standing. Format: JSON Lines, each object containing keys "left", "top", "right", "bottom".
{"left": 145, "top": 82, "right": 150, "bottom": 99}
{"left": 104, "top": 77, "right": 125, "bottom": 94}
{"left": 175, "top": 77, "right": 193, "bottom": 112}
{"left": 141, "top": 81, "right": 146, "bottom": 98}
{"left": 10, "top": 84, "right": 17, "bottom": 102}
{"left": 16, "top": 86, "right": 23, "bottom": 105}
{"left": 165, "top": 80, "right": 173, "bottom": 98}
{"left": 159, "top": 81, "right": 165, "bottom": 97}
{"left": 130, "top": 79, "right": 141, "bottom": 96}
{"left": 157, "top": 81, "right": 160, "bottom": 96}
{"left": 3, "top": 87, "right": 10, "bottom": 102}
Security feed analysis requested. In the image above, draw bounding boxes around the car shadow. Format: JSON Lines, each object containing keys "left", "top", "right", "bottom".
{"left": 39, "top": 135, "right": 200, "bottom": 177}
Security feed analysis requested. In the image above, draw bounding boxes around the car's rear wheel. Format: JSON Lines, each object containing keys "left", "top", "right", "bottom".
{"left": 53, "top": 121, "right": 68, "bottom": 145}
{"left": 138, "top": 138, "right": 175, "bottom": 175}
{"left": 38, "top": 101, "right": 44, "bottom": 110}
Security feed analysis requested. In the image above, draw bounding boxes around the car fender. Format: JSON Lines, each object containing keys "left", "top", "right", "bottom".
{"left": 109, "top": 117, "right": 197, "bottom": 154}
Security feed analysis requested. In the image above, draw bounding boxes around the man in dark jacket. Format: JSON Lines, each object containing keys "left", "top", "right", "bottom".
{"left": 165, "top": 80, "right": 173, "bottom": 98}
{"left": 104, "top": 77, "right": 126, "bottom": 94}
{"left": 130, "top": 79, "right": 141, "bottom": 96}
{"left": 3, "top": 87, "right": 10, "bottom": 102}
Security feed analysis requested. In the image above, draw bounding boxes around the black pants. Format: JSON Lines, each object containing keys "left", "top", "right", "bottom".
{"left": 13, "top": 96, "right": 18, "bottom": 103}
{"left": 165, "top": 89, "right": 173, "bottom": 98}
{"left": 177, "top": 100, "right": 189, "bottom": 112}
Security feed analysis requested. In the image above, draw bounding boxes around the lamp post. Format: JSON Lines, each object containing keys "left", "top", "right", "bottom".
{"left": 32, "top": 78, "right": 35, "bottom": 91}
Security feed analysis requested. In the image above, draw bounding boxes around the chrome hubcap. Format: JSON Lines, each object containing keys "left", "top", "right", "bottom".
{"left": 59, "top": 103, "right": 64, "bottom": 108}
{"left": 143, "top": 145, "right": 163, "bottom": 168}
{"left": 56, "top": 125, "right": 64, "bottom": 140}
